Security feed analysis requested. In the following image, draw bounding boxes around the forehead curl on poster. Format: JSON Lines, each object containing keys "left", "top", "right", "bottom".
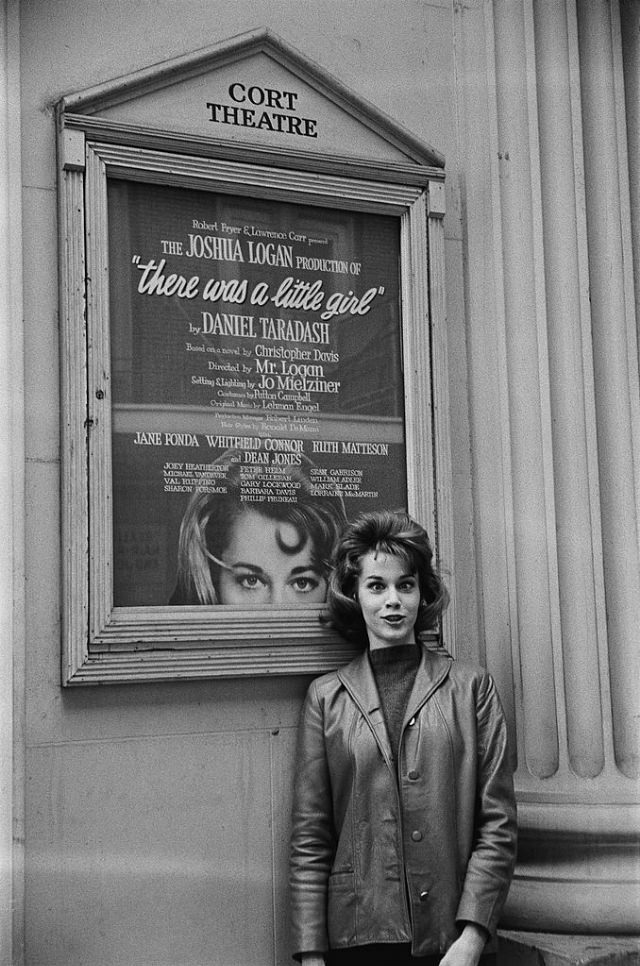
{"left": 170, "top": 450, "right": 347, "bottom": 606}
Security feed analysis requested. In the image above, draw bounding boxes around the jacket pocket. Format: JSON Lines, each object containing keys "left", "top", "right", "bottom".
{"left": 327, "top": 871, "right": 356, "bottom": 947}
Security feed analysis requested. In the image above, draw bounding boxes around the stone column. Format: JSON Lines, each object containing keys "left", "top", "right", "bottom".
{"left": 621, "top": 0, "right": 640, "bottom": 315}
{"left": 457, "top": 0, "right": 639, "bottom": 933}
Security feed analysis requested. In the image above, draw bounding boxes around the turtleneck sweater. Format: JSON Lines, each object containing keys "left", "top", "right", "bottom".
{"left": 369, "top": 643, "right": 421, "bottom": 763}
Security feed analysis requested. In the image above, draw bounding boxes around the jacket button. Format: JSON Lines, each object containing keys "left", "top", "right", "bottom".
{"left": 408, "top": 717, "right": 416, "bottom": 726}
{"left": 419, "top": 890, "right": 429, "bottom": 902}
{"left": 408, "top": 769, "right": 420, "bottom": 780}
{"left": 411, "top": 830, "right": 423, "bottom": 842}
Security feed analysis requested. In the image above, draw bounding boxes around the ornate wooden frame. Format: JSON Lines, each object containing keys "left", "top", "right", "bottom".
{"left": 57, "top": 37, "right": 449, "bottom": 685}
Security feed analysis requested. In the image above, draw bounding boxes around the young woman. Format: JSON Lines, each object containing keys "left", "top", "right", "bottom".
{"left": 169, "top": 450, "right": 347, "bottom": 606}
{"left": 289, "top": 510, "right": 517, "bottom": 966}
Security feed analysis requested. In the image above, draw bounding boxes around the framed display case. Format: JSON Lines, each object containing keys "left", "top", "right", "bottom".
{"left": 57, "top": 31, "right": 449, "bottom": 683}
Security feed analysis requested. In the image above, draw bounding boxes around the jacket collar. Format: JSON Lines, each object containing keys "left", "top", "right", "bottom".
{"left": 337, "top": 642, "right": 453, "bottom": 761}
{"left": 405, "top": 644, "right": 453, "bottom": 721}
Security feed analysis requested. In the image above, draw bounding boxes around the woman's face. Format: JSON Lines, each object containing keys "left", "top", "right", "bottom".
{"left": 355, "top": 550, "right": 420, "bottom": 650}
{"left": 215, "top": 509, "right": 327, "bottom": 605}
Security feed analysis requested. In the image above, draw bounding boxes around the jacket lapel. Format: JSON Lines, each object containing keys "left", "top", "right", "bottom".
{"left": 337, "top": 651, "right": 393, "bottom": 765}
{"left": 404, "top": 644, "right": 453, "bottom": 726}
{"left": 337, "top": 644, "right": 454, "bottom": 764}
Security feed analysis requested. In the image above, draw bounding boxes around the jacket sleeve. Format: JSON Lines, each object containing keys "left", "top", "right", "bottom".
{"left": 455, "top": 671, "right": 517, "bottom": 938}
{"left": 289, "top": 679, "right": 336, "bottom": 961}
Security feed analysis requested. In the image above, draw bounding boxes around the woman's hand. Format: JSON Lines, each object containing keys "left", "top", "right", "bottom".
{"left": 439, "top": 923, "right": 488, "bottom": 966}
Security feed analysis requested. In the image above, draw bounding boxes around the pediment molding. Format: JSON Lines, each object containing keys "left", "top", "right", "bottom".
{"left": 58, "top": 28, "right": 444, "bottom": 169}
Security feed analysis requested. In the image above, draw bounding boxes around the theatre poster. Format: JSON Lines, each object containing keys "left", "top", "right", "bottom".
{"left": 109, "top": 179, "right": 406, "bottom": 609}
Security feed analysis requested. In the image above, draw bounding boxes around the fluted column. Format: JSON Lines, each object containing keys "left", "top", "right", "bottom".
{"left": 534, "top": 0, "right": 606, "bottom": 780}
{"left": 458, "top": 0, "right": 639, "bottom": 933}
{"left": 578, "top": 0, "right": 640, "bottom": 781}
{"left": 492, "top": 0, "right": 562, "bottom": 782}
{"left": 621, "top": 0, "right": 640, "bottom": 333}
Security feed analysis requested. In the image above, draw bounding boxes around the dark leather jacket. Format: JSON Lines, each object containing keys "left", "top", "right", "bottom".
{"left": 289, "top": 644, "right": 517, "bottom": 960}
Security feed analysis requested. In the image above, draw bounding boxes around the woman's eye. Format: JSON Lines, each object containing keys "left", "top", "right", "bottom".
{"left": 291, "top": 576, "right": 320, "bottom": 593}
{"left": 237, "top": 574, "right": 266, "bottom": 590}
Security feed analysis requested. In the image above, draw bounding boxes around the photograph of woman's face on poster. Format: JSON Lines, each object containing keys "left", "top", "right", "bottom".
{"left": 169, "top": 451, "right": 347, "bottom": 606}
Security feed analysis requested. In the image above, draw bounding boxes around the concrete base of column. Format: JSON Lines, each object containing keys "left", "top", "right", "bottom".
{"left": 498, "top": 931, "right": 640, "bottom": 966}
{"left": 501, "top": 805, "right": 640, "bottom": 934}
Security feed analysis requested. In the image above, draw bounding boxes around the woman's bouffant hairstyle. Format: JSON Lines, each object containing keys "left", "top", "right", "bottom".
{"left": 170, "top": 449, "right": 347, "bottom": 605}
{"left": 325, "top": 509, "right": 449, "bottom": 647}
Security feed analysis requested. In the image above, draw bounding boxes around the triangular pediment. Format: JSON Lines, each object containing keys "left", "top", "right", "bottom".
{"left": 59, "top": 28, "right": 443, "bottom": 168}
